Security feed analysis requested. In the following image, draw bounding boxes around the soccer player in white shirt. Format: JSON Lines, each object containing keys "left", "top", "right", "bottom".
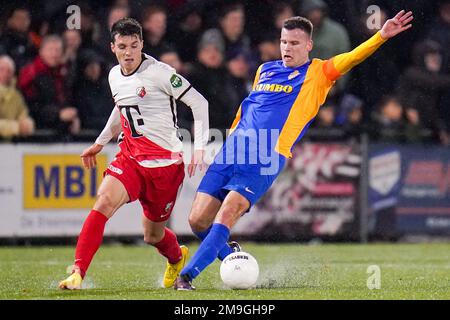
{"left": 59, "top": 18, "right": 209, "bottom": 290}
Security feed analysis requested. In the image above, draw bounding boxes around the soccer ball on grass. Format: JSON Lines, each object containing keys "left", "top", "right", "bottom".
{"left": 220, "top": 252, "right": 259, "bottom": 289}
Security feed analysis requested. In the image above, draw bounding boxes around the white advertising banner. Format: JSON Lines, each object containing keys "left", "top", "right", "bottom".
{"left": 0, "top": 142, "right": 259, "bottom": 238}
{"left": 0, "top": 143, "right": 143, "bottom": 237}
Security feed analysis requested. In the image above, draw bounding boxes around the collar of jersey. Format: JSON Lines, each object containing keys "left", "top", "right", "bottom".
{"left": 278, "top": 59, "right": 311, "bottom": 71}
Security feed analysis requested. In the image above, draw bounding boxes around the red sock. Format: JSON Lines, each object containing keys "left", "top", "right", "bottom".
{"left": 74, "top": 210, "right": 108, "bottom": 278}
{"left": 154, "top": 228, "right": 182, "bottom": 264}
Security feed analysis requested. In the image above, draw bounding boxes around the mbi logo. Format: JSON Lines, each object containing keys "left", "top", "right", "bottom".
{"left": 23, "top": 154, "right": 107, "bottom": 209}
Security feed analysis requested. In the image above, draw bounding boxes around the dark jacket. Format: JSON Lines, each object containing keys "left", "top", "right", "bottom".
{"left": 396, "top": 40, "right": 450, "bottom": 133}
{"left": 0, "top": 28, "right": 37, "bottom": 71}
{"left": 188, "top": 62, "right": 241, "bottom": 133}
{"left": 18, "top": 56, "right": 69, "bottom": 129}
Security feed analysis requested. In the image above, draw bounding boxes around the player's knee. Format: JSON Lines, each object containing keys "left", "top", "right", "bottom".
{"left": 188, "top": 210, "right": 210, "bottom": 232}
{"left": 95, "top": 192, "right": 118, "bottom": 214}
{"left": 219, "top": 201, "right": 248, "bottom": 220}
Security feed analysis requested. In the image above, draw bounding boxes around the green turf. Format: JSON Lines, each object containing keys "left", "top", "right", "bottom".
{"left": 0, "top": 242, "right": 449, "bottom": 300}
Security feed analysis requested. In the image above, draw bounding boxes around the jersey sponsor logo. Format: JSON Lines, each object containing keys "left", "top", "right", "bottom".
{"left": 23, "top": 154, "right": 107, "bottom": 209}
{"left": 253, "top": 83, "right": 293, "bottom": 93}
{"left": 170, "top": 74, "right": 182, "bottom": 88}
{"left": 136, "top": 87, "right": 146, "bottom": 98}
{"left": 288, "top": 70, "right": 300, "bottom": 80}
{"left": 107, "top": 164, "right": 123, "bottom": 175}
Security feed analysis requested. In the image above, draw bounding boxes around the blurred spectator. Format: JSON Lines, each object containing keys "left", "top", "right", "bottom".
{"left": 257, "top": 31, "right": 281, "bottom": 64}
{"left": 159, "top": 48, "right": 194, "bottom": 132}
{"left": 200, "top": 3, "right": 251, "bottom": 62}
{"left": 77, "top": 2, "right": 101, "bottom": 51}
{"left": 18, "top": 35, "right": 80, "bottom": 137}
{"left": 0, "top": 6, "right": 37, "bottom": 72}
{"left": 337, "top": 94, "right": 365, "bottom": 141}
{"left": 300, "top": 0, "right": 350, "bottom": 95}
{"left": 0, "top": 0, "right": 442, "bottom": 148}
{"left": 0, "top": 55, "right": 34, "bottom": 140}
{"left": 73, "top": 50, "right": 112, "bottom": 133}
{"left": 62, "top": 29, "right": 82, "bottom": 90}
{"left": 300, "top": 0, "right": 350, "bottom": 60}
{"left": 62, "top": 29, "right": 82, "bottom": 66}
{"left": 308, "top": 103, "right": 345, "bottom": 141}
{"left": 273, "top": 2, "right": 295, "bottom": 31}
{"left": 371, "top": 96, "right": 406, "bottom": 143}
{"left": 160, "top": 48, "right": 186, "bottom": 75}
{"left": 404, "top": 107, "right": 428, "bottom": 144}
{"left": 347, "top": 8, "right": 400, "bottom": 122}
{"left": 168, "top": 3, "right": 204, "bottom": 63}
{"left": 96, "top": 4, "right": 130, "bottom": 69}
{"left": 226, "top": 49, "right": 252, "bottom": 103}
{"left": 28, "top": 14, "right": 49, "bottom": 50}
{"left": 141, "top": 5, "right": 173, "bottom": 58}
{"left": 83, "top": 3, "right": 102, "bottom": 47}
{"left": 427, "top": 0, "right": 450, "bottom": 135}
{"left": 107, "top": 5, "right": 131, "bottom": 31}
{"left": 427, "top": 0, "right": 450, "bottom": 71}
{"left": 188, "top": 36, "right": 240, "bottom": 134}
{"left": 396, "top": 40, "right": 450, "bottom": 145}
{"left": 316, "top": 103, "right": 336, "bottom": 128}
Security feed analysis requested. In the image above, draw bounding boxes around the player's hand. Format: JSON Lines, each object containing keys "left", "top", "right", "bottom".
{"left": 188, "top": 149, "right": 205, "bottom": 177}
{"left": 380, "top": 10, "right": 413, "bottom": 39}
{"left": 80, "top": 143, "right": 103, "bottom": 169}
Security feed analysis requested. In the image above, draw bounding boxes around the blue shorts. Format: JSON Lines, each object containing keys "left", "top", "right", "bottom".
{"left": 198, "top": 158, "right": 285, "bottom": 208}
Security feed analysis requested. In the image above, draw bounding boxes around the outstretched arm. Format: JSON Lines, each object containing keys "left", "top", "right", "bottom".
{"left": 81, "top": 107, "right": 121, "bottom": 169}
{"left": 323, "top": 10, "right": 414, "bottom": 80}
{"left": 379, "top": 10, "right": 414, "bottom": 39}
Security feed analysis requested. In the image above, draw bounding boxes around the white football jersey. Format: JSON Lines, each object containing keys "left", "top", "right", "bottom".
{"left": 96, "top": 53, "right": 209, "bottom": 168}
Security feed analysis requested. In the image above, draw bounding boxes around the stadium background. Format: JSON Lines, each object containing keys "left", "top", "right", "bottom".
{"left": 0, "top": 0, "right": 450, "bottom": 243}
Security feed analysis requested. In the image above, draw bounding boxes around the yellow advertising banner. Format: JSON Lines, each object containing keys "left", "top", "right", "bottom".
{"left": 23, "top": 154, "right": 107, "bottom": 209}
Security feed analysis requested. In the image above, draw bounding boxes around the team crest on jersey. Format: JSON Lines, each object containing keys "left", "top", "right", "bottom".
{"left": 288, "top": 70, "right": 300, "bottom": 80}
{"left": 170, "top": 74, "right": 182, "bottom": 88}
{"left": 136, "top": 87, "right": 146, "bottom": 98}
{"left": 260, "top": 71, "right": 274, "bottom": 80}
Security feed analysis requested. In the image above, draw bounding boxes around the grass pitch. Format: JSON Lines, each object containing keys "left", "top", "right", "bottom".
{"left": 0, "top": 242, "right": 449, "bottom": 300}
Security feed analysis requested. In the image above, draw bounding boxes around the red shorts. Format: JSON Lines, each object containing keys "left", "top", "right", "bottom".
{"left": 104, "top": 152, "right": 185, "bottom": 222}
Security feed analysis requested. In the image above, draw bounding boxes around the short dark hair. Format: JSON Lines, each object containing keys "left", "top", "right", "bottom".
{"left": 376, "top": 95, "right": 402, "bottom": 112}
{"left": 283, "top": 16, "right": 313, "bottom": 38}
{"left": 220, "top": 3, "right": 244, "bottom": 19}
{"left": 141, "top": 4, "right": 166, "bottom": 22}
{"left": 111, "top": 18, "right": 143, "bottom": 43}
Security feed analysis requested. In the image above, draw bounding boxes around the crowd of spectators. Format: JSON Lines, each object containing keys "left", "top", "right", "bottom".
{"left": 0, "top": 0, "right": 449, "bottom": 145}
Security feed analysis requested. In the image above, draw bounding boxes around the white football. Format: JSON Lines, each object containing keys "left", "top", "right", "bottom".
{"left": 220, "top": 252, "right": 259, "bottom": 289}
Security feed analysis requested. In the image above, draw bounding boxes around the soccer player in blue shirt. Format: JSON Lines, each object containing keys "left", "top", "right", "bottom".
{"left": 174, "top": 10, "right": 413, "bottom": 290}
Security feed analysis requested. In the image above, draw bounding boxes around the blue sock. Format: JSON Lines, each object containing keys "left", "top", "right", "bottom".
{"left": 194, "top": 226, "right": 233, "bottom": 261}
{"left": 182, "top": 223, "right": 230, "bottom": 280}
